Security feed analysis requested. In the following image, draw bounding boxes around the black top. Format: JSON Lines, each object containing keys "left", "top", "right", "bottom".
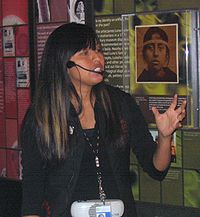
{"left": 66, "top": 128, "right": 119, "bottom": 216}
{"left": 21, "top": 84, "right": 169, "bottom": 217}
{"left": 70, "top": 128, "right": 99, "bottom": 201}
{"left": 71, "top": 128, "right": 119, "bottom": 200}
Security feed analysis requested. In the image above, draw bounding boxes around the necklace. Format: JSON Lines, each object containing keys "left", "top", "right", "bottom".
{"left": 83, "top": 129, "right": 107, "bottom": 204}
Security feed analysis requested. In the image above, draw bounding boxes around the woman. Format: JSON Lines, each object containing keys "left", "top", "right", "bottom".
{"left": 21, "top": 22, "right": 186, "bottom": 217}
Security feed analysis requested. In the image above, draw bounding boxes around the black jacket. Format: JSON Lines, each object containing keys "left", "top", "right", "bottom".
{"left": 21, "top": 85, "right": 168, "bottom": 217}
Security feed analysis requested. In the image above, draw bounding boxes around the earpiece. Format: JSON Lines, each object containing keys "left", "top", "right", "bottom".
{"left": 66, "top": 61, "right": 76, "bottom": 68}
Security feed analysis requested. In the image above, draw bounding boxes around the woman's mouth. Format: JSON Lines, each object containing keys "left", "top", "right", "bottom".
{"left": 94, "top": 67, "right": 104, "bottom": 75}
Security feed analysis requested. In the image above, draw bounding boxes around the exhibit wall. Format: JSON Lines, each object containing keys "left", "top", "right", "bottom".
{"left": 0, "top": 0, "right": 30, "bottom": 181}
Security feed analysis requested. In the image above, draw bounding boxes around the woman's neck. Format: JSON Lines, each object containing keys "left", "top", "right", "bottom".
{"left": 71, "top": 89, "right": 96, "bottom": 129}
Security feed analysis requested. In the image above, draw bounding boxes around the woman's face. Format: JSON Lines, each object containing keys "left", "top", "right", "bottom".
{"left": 68, "top": 44, "right": 105, "bottom": 90}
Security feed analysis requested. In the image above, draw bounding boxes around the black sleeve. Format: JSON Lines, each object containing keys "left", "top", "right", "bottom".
{"left": 20, "top": 107, "right": 46, "bottom": 216}
{"left": 127, "top": 94, "right": 169, "bottom": 181}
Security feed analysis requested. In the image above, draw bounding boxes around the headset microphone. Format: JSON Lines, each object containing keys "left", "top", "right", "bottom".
{"left": 66, "top": 61, "right": 107, "bottom": 76}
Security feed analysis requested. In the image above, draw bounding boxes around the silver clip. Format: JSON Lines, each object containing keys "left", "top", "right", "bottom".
{"left": 69, "top": 126, "right": 74, "bottom": 135}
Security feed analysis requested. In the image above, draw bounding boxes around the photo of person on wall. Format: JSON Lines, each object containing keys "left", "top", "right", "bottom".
{"left": 136, "top": 25, "right": 178, "bottom": 83}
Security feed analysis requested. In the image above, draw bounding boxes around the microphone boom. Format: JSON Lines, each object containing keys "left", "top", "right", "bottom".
{"left": 67, "top": 61, "right": 106, "bottom": 76}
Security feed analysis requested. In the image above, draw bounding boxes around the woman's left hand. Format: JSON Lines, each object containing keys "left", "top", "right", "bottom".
{"left": 152, "top": 94, "right": 187, "bottom": 138}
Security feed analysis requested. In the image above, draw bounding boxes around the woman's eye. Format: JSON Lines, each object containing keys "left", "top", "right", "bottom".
{"left": 97, "top": 48, "right": 103, "bottom": 53}
{"left": 96, "top": 45, "right": 103, "bottom": 53}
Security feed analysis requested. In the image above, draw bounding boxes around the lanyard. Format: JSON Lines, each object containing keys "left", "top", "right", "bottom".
{"left": 83, "top": 129, "right": 107, "bottom": 204}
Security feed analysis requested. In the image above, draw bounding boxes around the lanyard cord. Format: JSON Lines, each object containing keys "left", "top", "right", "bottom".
{"left": 83, "top": 129, "right": 107, "bottom": 204}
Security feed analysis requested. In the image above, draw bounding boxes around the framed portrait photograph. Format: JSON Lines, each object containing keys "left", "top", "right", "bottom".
{"left": 121, "top": 9, "right": 200, "bottom": 128}
{"left": 135, "top": 24, "right": 178, "bottom": 83}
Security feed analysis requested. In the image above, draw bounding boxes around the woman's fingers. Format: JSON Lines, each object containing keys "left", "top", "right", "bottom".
{"left": 152, "top": 106, "right": 159, "bottom": 117}
{"left": 169, "top": 94, "right": 178, "bottom": 110}
{"left": 176, "top": 99, "right": 187, "bottom": 120}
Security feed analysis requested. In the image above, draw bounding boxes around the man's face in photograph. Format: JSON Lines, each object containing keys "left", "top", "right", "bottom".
{"left": 143, "top": 33, "right": 168, "bottom": 73}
